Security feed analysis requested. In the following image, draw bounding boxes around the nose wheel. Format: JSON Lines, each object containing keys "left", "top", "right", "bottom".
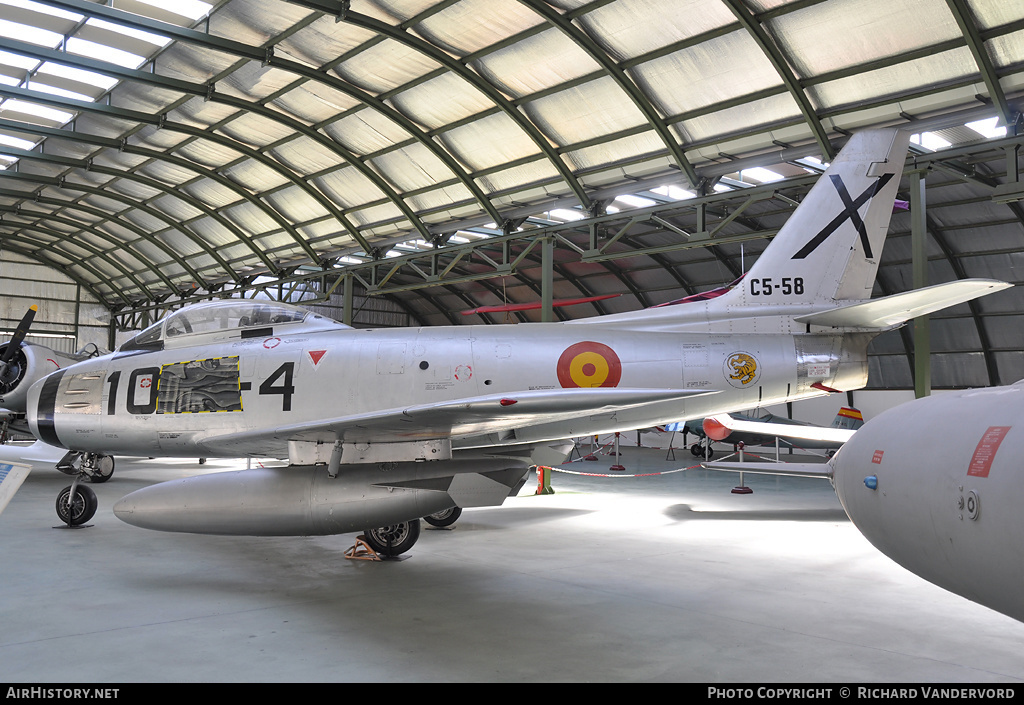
{"left": 55, "top": 480, "right": 97, "bottom": 527}
{"left": 53, "top": 452, "right": 113, "bottom": 527}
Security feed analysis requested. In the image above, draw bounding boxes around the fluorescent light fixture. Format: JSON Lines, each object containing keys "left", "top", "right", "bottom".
{"left": 548, "top": 208, "right": 585, "bottom": 221}
{"left": 740, "top": 166, "right": 784, "bottom": 183}
{"left": 614, "top": 194, "right": 657, "bottom": 208}
{"left": 652, "top": 185, "right": 695, "bottom": 200}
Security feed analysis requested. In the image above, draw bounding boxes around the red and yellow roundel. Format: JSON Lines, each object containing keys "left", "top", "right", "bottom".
{"left": 557, "top": 341, "right": 622, "bottom": 388}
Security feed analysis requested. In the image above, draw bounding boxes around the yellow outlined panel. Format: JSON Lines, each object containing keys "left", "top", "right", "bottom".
{"left": 156, "top": 356, "right": 243, "bottom": 414}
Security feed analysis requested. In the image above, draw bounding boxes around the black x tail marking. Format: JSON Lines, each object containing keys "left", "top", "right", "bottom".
{"left": 792, "top": 173, "right": 894, "bottom": 260}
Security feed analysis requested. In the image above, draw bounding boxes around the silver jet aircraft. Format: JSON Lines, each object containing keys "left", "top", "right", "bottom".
{"left": 13, "top": 128, "right": 1011, "bottom": 556}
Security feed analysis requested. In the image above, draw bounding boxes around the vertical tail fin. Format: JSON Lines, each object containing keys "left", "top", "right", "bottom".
{"left": 730, "top": 129, "right": 910, "bottom": 307}
{"left": 830, "top": 407, "right": 865, "bottom": 431}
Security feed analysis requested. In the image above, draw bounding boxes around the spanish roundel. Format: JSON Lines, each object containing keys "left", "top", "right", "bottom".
{"left": 556, "top": 341, "right": 622, "bottom": 388}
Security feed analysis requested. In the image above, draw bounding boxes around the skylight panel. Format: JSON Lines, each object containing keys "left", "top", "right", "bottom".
{"left": 136, "top": 0, "right": 212, "bottom": 22}
{"left": 84, "top": 18, "right": 171, "bottom": 49}
{"left": 0, "top": 19, "right": 62, "bottom": 48}
{"left": 0, "top": 49, "right": 41, "bottom": 71}
{"left": 66, "top": 37, "right": 146, "bottom": 69}
{"left": 38, "top": 62, "right": 119, "bottom": 90}
{"left": 0, "top": 132, "right": 36, "bottom": 150}
{"left": 965, "top": 117, "right": 1006, "bottom": 139}
{"left": 0, "top": 0, "right": 82, "bottom": 23}
{"left": 0, "top": 98, "right": 73, "bottom": 123}
{"left": 911, "top": 132, "right": 951, "bottom": 151}
{"left": 28, "top": 80, "right": 94, "bottom": 102}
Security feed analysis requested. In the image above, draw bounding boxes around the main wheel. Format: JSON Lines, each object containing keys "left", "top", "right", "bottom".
{"left": 56, "top": 485, "right": 98, "bottom": 526}
{"left": 362, "top": 519, "right": 421, "bottom": 557}
{"left": 87, "top": 455, "right": 115, "bottom": 484}
{"left": 423, "top": 506, "right": 462, "bottom": 528}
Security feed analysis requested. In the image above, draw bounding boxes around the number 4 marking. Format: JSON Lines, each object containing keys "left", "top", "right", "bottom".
{"left": 259, "top": 362, "right": 295, "bottom": 411}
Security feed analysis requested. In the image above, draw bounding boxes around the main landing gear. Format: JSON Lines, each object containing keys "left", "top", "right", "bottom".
{"left": 53, "top": 452, "right": 115, "bottom": 526}
{"left": 690, "top": 439, "right": 715, "bottom": 459}
{"left": 423, "top": 506, "right": 462, "bottom": 528}
{"left": 351, "top": 508, "right": 463, "bottom": 559}
{"left": 360, "top": 519, "right": 422, "bottom": 557}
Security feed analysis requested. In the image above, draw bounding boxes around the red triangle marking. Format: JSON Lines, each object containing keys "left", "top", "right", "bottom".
{"left": 308, "top": 350, "right": 327, "bottom": 366}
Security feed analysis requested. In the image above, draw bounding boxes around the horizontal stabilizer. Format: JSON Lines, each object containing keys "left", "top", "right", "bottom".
{"left": 701, "top": 460, "right": 832, "bottom": 479}
{"left": 0, "top": 461, "right": 31, "bottom": 516}
{"left": 794, "top": 279, "right": 1012, "bottom": 329}
{"left": 704, "top": 414, "right": 857, "bottom": 444}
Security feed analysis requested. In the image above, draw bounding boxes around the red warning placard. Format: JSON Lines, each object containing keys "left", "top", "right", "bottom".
{"left": 967, "top": 426, "right": 1011, "bottom": 478}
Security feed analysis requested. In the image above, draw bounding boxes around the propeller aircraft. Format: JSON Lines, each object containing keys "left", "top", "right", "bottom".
{"left": 1, "top": 128, "right": 1013, "bottom": 557}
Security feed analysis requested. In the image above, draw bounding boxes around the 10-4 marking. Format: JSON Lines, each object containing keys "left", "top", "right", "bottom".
{"left": 105, "top": 362, "right": 296, "bottom": 414}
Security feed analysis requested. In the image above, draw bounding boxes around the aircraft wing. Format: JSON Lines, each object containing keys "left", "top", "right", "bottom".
{"left": 702, "top": 414, "right": 857, "bottom": 445}
{"left": 0, "top": 440, "right": 68, "bottom": 466}
{"left": 199, "top": 387, "right": 718, "bottom": 456}
{"left": 701, "top": 460, "right": 832, "bottom": 479}
{"left": 0, "top": 461, "right": 31, "bottom": 517}
{"left": 794, "top": 279, "right": 1011, "bottom": 329}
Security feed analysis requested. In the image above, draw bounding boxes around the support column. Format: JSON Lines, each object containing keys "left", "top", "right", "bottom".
{"left": 541, "top": 237, "right": 554, "bottom": 323}
{"left": 342, "top": 273, "right": 353, "bottom": 326}
{"left": 910, "top": 169, "right": 930, "bottom": 398}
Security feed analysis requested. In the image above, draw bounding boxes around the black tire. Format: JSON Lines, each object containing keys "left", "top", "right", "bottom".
{"left": 690, "top": 442, "right": 703, "bottom": 457}
{"left": 362, "top": 519, "right": 421, "bottom": 557}
{"left": 87, "top": 455, "right": 114, "bottom": 484}
{"left": 423, "top": 506, "right": 462, "bottom": 528}
{"left": 56, "top": 485, "right": 98, "bottom": 526}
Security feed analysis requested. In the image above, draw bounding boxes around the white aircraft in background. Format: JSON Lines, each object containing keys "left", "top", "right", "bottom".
{"left": 0, "top": 129, "right": 1011, "bottom": 558}
{"left": 676, "top": 406, "right": 864, "bottom": 458}
{"left": 705, "top": 381, "right": 1024, "bottom": 624}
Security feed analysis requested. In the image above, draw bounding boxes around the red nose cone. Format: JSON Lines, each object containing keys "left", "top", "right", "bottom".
{"left": 702, "top": 417, "right": 732, "bottom": 441}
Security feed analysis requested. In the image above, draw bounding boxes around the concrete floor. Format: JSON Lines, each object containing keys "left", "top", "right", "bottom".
{"left": 2, "top": 444, "right": 1024, "bottom": 683}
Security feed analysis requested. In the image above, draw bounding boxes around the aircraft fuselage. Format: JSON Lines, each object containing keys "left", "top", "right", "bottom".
{"left": 27, "top": 319, "right": 868, "bottom": 461}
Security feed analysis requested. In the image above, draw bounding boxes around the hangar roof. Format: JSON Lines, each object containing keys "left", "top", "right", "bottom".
{"left": 0, "top": 0, "right": 1022, "bottom": 387}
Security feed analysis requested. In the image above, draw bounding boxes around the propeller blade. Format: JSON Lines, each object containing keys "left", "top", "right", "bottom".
{"left": 0, "top": 305, "right": 37, "bottom": 365}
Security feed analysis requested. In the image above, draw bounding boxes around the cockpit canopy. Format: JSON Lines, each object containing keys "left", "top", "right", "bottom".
{"left": 119, "top": 300, "right": 347, "bottom": 352}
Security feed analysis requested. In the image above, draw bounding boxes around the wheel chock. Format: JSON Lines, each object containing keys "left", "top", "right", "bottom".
{"left": 345, "top": 536, "right": 382, "bottom": 561}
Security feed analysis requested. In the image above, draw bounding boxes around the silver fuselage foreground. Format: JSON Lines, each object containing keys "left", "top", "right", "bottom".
{"left": 832, "top": 382, "right": 1024, "bottom": 624}
{"left": 25, "top": 315, "right": 867, "bottom": 461}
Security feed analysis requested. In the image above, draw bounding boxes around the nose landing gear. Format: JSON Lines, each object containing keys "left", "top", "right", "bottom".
{"left": 53, "top": 452, "right": 115, "bottom": 526}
